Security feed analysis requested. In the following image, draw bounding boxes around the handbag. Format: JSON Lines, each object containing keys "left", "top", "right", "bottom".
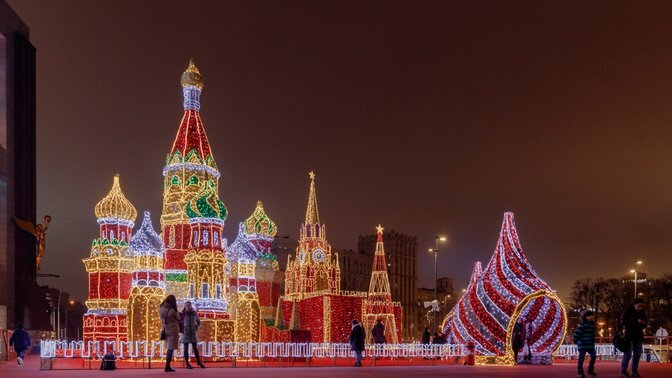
{"left": 160, "top": 327, "right": 166, "bottom": 341}
{"left": 613, "top": 331, "right": 629, "bottom": 353}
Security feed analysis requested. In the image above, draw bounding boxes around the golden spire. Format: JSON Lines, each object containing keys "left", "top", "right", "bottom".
{"left": 304, "top": 171, "right": 320, "bottom": 225}
{"left": 95, "top": 174, "right": 137, "bottom": 221}
{"left": 181, "top": 58, "right": 203, "bottom": 89}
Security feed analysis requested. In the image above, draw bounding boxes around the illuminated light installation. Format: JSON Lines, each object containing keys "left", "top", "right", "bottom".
{"left": 228, "top": 201, "right": 276, "bottom": 342}
{"left": 363, "top": 225, "right": 401, "bottom": 344}
{"left": 442, "top": 212, "right": 567, "bottom": 364}
{"left": 284, "top": 172, "right": 341, "bottom": 300}
{"left": 83, "top": 174, "right": 137, "bottom": 343}
{"left": 127, "top": 211, "right": 166, "bottom": 342}
{"left": 249, "top": 201, "right": 283, "bottom": 322}
{"left": 183, "top": 180, "right": 234, "bottom": 342}
{"left": 279, "top": 172, "right": 369, "bottom": 343}
{"left": 161, "top": 59, "right": 221, "bottom": 302}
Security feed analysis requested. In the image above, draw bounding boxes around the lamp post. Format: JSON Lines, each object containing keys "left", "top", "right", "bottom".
{"left": 429, "top": 236, "right": 447, "bottom": 332}
{"left": 630, "top": 260, "right": 643, "bottom": 301}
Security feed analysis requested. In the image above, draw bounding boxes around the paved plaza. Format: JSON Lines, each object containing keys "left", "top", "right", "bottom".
{"left": 2, "top": 355, "right": 672, "bottom": 378}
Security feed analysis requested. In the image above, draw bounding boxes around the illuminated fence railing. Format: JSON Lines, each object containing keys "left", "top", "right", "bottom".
{"left": 40, "top": 340, "right": 464, "bottom": 360}
{"left": 555, "top": 344, "right": 622, "bottom": 358}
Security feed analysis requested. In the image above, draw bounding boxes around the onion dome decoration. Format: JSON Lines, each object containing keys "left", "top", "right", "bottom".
{"left": 95, "top": 174, "right": 137, "bottom": 222}
{"left": 244, "top": 200, "right": 277, "bottom": 237}
{"left": 442, "top": 212, "right": 567, "bottom": 363}
{"left": 130, "top": 211, "right": 164, "bottom": 256}
{"left": 185, "top": 180, "right": 227, "bottom": 221}
{"left": 181, "top": 58, "right": 203, "bottom": 89}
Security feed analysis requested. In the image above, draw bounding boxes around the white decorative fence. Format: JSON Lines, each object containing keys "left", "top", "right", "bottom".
{"left": 555, "top": 344, "right": 622, "bottom": 358}
{"left": 40, "top": 340, "right": 464, "bottom": 360}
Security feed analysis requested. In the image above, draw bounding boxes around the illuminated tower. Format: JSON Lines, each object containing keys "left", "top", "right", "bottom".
{"left": 363, "top": 225, "right": 399, "bottom": 344}
{"left": 83, "top": 174, "right": 136, "bottom": 343}
{"left": 183, "top": 180, "right": 233, "bottom": 341}
{"left": 229, "top": 201, "right": 277, "bottom": 342}
{"left": 284, "top": 172, "right": 340, "bottom": 300}
{"left": 252, "top": 201, "right": 284, "bottom": 322}
{"left": 127, "top": 211, "right": 166, "bottom": 342}
{"left": 161, "top": 59, "right": 221, "bottom": 301}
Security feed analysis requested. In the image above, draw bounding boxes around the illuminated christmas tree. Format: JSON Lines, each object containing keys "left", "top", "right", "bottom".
{"left": 363, "top": 225, "right": 400, "bottom": 344}
{"left": 183, "top": 180, "right": 233, "bottom": 341}
{"left": 83, "top": 174, "right": 136, "bottom": 343}
{"left": 284, "top": 172, "right": 341, "bottom": 300}
{"left": 442, "top": 212, "right": 567, "bottom": 364}
{"left": 127, "top": 211, "right": 165, "bottom": 342}
{"left": 161, "top": 59, "right": 223, "bottom": 302}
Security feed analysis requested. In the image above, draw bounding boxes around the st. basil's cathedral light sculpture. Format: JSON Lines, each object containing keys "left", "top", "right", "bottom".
{"left": 80, "top": 60, "right": 405, "bottom": 346}
{"left": 82, "top": 174, "right": 136, "bottom": 343}
{"left": 442, "top": 212, "right": 567, "bottom": 364}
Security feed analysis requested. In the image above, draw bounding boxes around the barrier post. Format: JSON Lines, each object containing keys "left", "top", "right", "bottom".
{"left": 464, "top": 341, "right": 475, "bottom": 365}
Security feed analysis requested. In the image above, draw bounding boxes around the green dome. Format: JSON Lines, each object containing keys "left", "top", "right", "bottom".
{"left": 185, "top": 180, "right": 227, "bottom": 221}
{"left": 244, "top": 200, "right": 277, "bottom": 237}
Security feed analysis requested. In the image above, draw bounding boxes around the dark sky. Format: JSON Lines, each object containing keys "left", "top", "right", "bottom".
{"left": 9, "top": 0, "right": 672, "bottom": 301}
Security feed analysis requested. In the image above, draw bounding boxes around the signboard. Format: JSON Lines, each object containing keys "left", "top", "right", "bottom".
{"left": 655, "top": 327, "right": 668, "bottom": 340}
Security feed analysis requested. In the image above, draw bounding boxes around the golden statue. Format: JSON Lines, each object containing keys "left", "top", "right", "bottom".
{"left": 13, "top": 215, "right": 52, "bottom": 271}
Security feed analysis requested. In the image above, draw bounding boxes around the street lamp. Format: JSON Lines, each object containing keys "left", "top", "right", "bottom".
{"left": 429, "top": 235, "right": 447, "bottom": 332}
{"left": 630, "top": 260, "right": 643, "bottom": 300}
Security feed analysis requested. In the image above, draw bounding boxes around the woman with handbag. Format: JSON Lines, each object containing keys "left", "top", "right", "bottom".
{"left": 181, "top": 301, "right": 205, "bottom": 369}
{"left": 159, "top": 295, "right": 180, "bottom": 372}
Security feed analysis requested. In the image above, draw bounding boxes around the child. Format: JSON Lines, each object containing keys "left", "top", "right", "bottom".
{"left": 573, "top": 310, "right": 597, "bottom": 377}
{"left": 9, "top": 323, "right": 31, "bottom": 366}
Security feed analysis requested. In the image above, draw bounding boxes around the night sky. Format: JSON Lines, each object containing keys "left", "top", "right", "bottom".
{"left": 8, "top": 0, "right": 672, "bottom": 301}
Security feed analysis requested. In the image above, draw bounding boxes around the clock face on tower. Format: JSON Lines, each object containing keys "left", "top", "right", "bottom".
{"left": 312, "top": 248, "right": 326, "bottom": 262}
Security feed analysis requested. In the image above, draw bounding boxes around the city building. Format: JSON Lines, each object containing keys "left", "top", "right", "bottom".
{"left": 415, "top": 277, "right": 456, "bottom": 337}
{"left": 0, "top": 0, "right": 38, "bottom": 330}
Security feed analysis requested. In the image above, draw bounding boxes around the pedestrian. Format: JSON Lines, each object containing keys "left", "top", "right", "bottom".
{"left": 512, "top": 317, "right": 524, "bottom": 364}
{"left": 620, "top": 298, "right": 647, "bottom": 377}
{"left": 523, "top": 317, "right": 534, "bottom": 363}
{"left": 349, "top": 319, "right": 365, "bottom": 367}
{"left": 159, "top": 294, "right": 180, "bottom": 372}
{"left": 181, "top": 301, "right": 205, "bottom": 369}
{"left": 371, "top": 319, "right": 386, "bottom": 344}
{"left": 573, "top": 310, "right": 597, "bottom": 378}
{"left": 9, "top": 323, "right": 31, "bottom": 366}
{"left": 436, "top": 331, "right": 447, "bottom": 344}
{"left": 421, "top": 327, "right": 431, "bottom": 344}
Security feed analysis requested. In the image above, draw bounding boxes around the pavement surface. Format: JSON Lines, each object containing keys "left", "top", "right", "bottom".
{"left": 2, "top": 354, "right": 672, "bottom": 377}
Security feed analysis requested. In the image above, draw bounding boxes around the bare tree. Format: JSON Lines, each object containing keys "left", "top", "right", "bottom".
{"left": 646, "top": 274, "right": 672, "bottom": 331}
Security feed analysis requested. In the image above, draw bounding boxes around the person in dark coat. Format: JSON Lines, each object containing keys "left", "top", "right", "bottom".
{"left": 620, "top": 299, "right": 647, "bottom": 377}
{"left": 180, "top": 301, "right": 204, "bottom": 369}
{"left": 523, "top": 318, "right": 534, "bottom": 363}
{"left": 511, "top": 318, "right": 524, "bottom": 364}
{"left": 371, "top": 319, "right": 386, "bottom": 344}
{"left": 349, "top": 319, "right": 365, "bottom": 367}
{"left": 159, "top": 295, "right": 180, "bottom": 372}
{"left": 421, "top": 327, "right": 431, "bottom": 344}
{"left": 573, "top": 310, "right": 597, "bottom": 377}
{"left": 9, "top": 323, "right": 31, "bottom": 366}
